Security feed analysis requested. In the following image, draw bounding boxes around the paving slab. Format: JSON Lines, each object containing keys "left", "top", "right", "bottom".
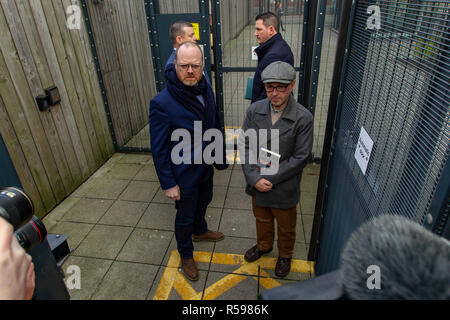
{"left": 119, "top": 181, "right": 159, "bottom": 202}
{"left": 224, "top": 187, "right": 253, "bottom": 210}
{"left": 137, "top": 203, "right": 177, "bottom": 230}
{"left": 62, "top": 256, "right": 113, "bottom": 300}
{"left": 62, "top": 198, "right": 114, "bottom": 224}
{"left": 74, "top": 225, "right": 133, "bottom": 260}
{"left": 45, "top": 152, "right": 319, "bottom": 300}
{"left": 99, "top": 200, "right": 149, "bottom": 227}
{"left": 91, "top": 261, "right": 159, "bottom": 300}
{"left": 116, "top": 228, "right": 172, "bottom": 265}
{"left": 47, "top": 221, "right": 94, "bottom": 250}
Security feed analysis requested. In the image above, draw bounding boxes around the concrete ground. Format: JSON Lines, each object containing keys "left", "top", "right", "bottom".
{"left": 43, "top": 152, "right": 320, "bottom": 300}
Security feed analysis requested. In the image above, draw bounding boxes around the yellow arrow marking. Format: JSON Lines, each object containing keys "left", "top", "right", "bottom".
{"left": 153, "top": 250, "right": 315, "bottom": 300}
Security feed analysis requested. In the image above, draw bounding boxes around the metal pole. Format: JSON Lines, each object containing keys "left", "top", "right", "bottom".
{"left": 308, "top": 0, "right": 327, "bottom": 116}
{"left": 297, "top": 0, "right": 310, "bottom": 104}
{"left": 199, "top": 0, "right": 212, "bottom": 80}
{"left": 307, "top": 0, "right": 355, "bottom": 262}
{"left": 211, "top": 0, "right": 225, "bottom": 128}
{"left": 145, "top": 0, "right": 164, "bottom": 92}
{"left": 300, "top": 0, "right": 317, "bottom": 109}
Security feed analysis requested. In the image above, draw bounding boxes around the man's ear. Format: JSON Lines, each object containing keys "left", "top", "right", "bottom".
{"left": 175, "top": 35, "right": 183, "bottom": 47}
{"left": 269, "top": 25, "right": 277, "bottom": 35}
{"left": 289, "top": 80, "right": 295, "bottom": 91}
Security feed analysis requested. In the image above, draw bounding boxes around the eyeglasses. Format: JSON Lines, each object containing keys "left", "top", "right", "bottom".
{"left": 265, "top": 84, "right": 290, "bottom": 93}
{"left": 176, "top": 63, "right": 203, "bottom": 71}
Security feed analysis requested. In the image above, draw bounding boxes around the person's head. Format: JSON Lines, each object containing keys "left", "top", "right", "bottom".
{"left": 261, "top": 61, "right": 295, "bottom": 108}
{"left": 255, "top": 12, "right": 279, "bottom": 44}
{"left": 175, "top": 41, "right": 204, "bottom": 86}
{"left": 170, "top": 21, "right": 197, "bottom": 48}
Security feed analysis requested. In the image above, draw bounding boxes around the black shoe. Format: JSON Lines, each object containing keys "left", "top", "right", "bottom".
{"left": 244, "top": 245, "right": 272, "bottom": 262}
{"left": 275, "top": 257, "right": 291, "bottom": 277}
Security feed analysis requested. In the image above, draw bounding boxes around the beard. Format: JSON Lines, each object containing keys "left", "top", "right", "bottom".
{"left": 182, "top": 79, "right": 198, "bottom": 86}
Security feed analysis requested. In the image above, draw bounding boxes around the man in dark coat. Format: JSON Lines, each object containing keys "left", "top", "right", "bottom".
{"left": 165, "top": 21, "right": 197, "bottom": 71}
{"left": 150, "top": 42, "right": 227, "bottom": 282}
{"left": 252, "top": 12, "right": 294, "bottom": 103}
{"left": 165, "top": 21, "right": 210, "bottom": 84}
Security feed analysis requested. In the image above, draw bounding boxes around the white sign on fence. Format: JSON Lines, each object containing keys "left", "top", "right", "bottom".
{"left": 354, "top": 126, "right": 374, "bottom": 176}
{"left": 252, "top": 46, "right": 258, "bottom": 61}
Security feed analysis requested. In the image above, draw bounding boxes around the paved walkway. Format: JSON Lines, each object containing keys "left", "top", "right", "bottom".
{"left": 43, "top": 152, "right": 319, "bottom": 300}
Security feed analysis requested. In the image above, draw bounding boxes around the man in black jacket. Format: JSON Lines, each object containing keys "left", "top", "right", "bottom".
{"left": 252, "top": 12, "right": 294, "bottom": 103}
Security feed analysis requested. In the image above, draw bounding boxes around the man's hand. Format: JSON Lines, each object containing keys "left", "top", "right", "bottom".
{"left": 164, "top": 185, "right": 181, "bottom": 201}
{"left": 0, "top": 218, "right": 35, "bottom": 300}
{"left": 254, "top": 178, "right": 273, "bottom": 192}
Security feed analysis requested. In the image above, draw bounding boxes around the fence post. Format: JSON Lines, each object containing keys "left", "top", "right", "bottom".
{"left": 211, "top": 1, "right": 225, "bottom": 128}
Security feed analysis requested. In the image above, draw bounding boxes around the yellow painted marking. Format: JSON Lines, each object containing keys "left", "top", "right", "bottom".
{"left": 191, "top": 23, "right": 200, "bottom": 40}
{"left": 153, "top": 250, "right": 315, "bottom": 300}
{"left": 224, "top": 126, "right": 241, "bottom": 142}
{"left": 254, "top": 269, "right": 282, "bottom": 290}
{"left": 173, "top": 272, "right": 200, "bottom": 300}
{"left": 153, "top": 252, "right": 180, "bottom": 300}
{"left": 196, "top": 271, "right": 248, "bottom": 300}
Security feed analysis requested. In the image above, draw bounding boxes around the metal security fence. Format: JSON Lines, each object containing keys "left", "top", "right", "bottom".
{"left": 217, "top": 0, "right": 309, "bottom": 130}
{"left": 90, "top": 0, "right": 339, "bottom": 162}
{"left": 312, "top": 0, "right": 450, "bottom": 274}
{"left": 215, "top": 0, "right": 340, "bottom": 161}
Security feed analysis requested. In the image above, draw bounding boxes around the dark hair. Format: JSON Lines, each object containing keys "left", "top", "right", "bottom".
{"left": 169, "top": 21, "right": 193, "bottom": 45}
{"left": 175, "top": 41, "right": 204, "bottom": 62}
{"left": 255, "top": 12, "right": 280, "bottom": 33}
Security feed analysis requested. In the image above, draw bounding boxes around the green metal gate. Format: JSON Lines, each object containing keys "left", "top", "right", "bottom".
{"left": 311, "top": 0, "right": 450, "bottom": 274}
{"left": 96, "top": 0, "right": 338, "bottom": 158}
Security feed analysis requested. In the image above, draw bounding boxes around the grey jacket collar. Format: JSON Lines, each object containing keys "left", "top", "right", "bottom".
{"left": 254, "top": 95, "right": 297, "bottom": 122}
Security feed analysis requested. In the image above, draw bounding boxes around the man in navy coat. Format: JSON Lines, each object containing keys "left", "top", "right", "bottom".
{"left": 252, "top": 12, "right": 294, "bottom": 103}
{"left": 165, "top": 21, "right": 210, "bottom": 84}
{"left": 150, "top": 42, "right": 227, "bottom": 281}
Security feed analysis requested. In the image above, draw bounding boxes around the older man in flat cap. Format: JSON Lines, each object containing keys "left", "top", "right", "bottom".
{"left": 239, "top": 61, "right": 313, "bottom": 277}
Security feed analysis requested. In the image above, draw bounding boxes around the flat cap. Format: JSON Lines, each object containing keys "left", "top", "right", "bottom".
{"left": 261, "top": 61, "right": 296, "bottom": 84}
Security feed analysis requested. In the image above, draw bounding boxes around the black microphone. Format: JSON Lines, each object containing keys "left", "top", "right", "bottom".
{"left": 341, "top": 215, "right": 450, "bottom": 300}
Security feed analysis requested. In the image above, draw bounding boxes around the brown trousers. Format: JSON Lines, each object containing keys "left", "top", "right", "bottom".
{"left": 252, "top": 196, "right": 297, "bottom": 258}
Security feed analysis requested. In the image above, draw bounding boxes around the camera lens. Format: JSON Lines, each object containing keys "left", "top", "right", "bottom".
{"left": 15, "top": 216, "right": 47, "bottom": 252}
{"left": 0, "top": 187, "right": 34, "bottom": 230}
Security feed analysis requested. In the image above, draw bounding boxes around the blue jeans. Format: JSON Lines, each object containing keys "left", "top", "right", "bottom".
{"left": 174, "top": 173, "right": 213, "bottom": 259}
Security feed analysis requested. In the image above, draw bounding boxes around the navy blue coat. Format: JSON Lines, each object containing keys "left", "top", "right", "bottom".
{"left": 149, "top": 88, "right": 227, "bottom": 190}
{"left": 252, "top": 33, "right": 294, "bottom": 103}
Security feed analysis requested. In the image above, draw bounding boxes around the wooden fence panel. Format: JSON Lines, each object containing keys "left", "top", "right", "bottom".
{"left": 85, "top": 0, "right": 156, "bottom": 148}
{"left": 0, "top": 0, "right": 114, "bottom": 218}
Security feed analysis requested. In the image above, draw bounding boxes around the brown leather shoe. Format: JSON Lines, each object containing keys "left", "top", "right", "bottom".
{"left": 193, "top": 230, "right": 224, "bottom": 242}
{"left": 244, "top": 245, "right": 272, "bottom": 262}
{"left": 275, "top": 257, "right": 291, "bottom": 277}
{"left": 181, "top": 258, "right": 199, "bottom": 281}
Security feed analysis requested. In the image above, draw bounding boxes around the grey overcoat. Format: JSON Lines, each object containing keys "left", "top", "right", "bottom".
{"left": 239, "top": 95, "right": 313, "bottom": 208}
